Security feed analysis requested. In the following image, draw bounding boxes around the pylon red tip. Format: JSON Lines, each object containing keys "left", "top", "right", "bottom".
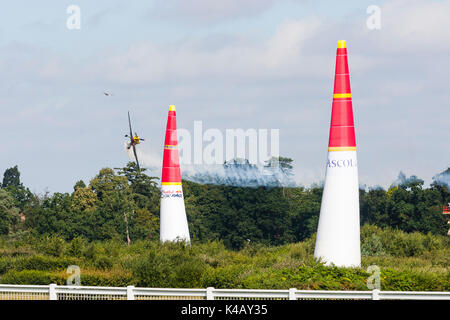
{"left": 329, "top": 40, "right": 356, "bottom": 150}
{"left": 162, "top": 105, "right": 182, "bottom": 184}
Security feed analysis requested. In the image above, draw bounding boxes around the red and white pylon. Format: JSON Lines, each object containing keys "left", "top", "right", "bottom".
{"left": 160, "top": 105, "right": 191, "bottom": 243}
{"left": 314, "top": 40, "right": 361, "bottom": 267}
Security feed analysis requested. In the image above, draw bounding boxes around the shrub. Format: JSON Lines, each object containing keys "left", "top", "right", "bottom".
{"left": 131, "top": 243, "right": 206, "bottom": 288}
{"left": 381, "top": 230, "right": 426, "bottom": 256}
{"left": 66, "top": 237, "right": 86, "bottom": 257}
{"left": 0, "top": 258, "right": 14, "bottom": 274}
{"left": 102, "top": 240, "right": 125, "bottom": 258}
{"left": 289, "top": 243, "right": 308, "bottom": 260}
{"left": 0, "top": 269, "right": 134, "bottom": 287}
{"left": 93, "top": 255, "right": 114, "bottom": 270}
{"left": 0, "top": 270, "right": 65, "bottom": 285}
{"left": 283, "top": 264, "right": 369, "bottom": 290}
{"left": 75, "top": 270, "right": 134, "bottom": 287}
{"left": 361, "top": 234, "right": 386, "bottom": 257}
{"left": 0, "top": 227, "right": 448, "bottom": 291}
{"left": 201, "top": 265, "right": 252, "bottom": 289}
{"left": 14, "top": 255, "right": 79, "bottom": 272}
{"left": 381, "top": 269, "right": 449, "bottom": 291}
{"left": 83, "top": 242, "right": 99, "bottom": 260}
{"left": 361, "top": 224, "right": 384, "bottom": 239}
{"left": 38, "top": 235, "right": 66, "bottom": 257}
{"left": 0, "top": 255, "right": 80, "bottom": 274}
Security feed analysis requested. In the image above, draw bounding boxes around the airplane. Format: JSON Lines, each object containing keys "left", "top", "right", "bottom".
{"left": 125, "top": 111, "right": 145, "bottom": 171}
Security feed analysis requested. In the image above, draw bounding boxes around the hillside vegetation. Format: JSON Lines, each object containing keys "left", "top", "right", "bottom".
{"left": 0, "top": 162, "right": 448, "bottom": 289}
{"left": 0, "top": 225, "right": 448, "bottom": 290}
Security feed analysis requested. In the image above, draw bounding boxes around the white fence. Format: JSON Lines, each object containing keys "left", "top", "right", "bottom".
{"left": 0, "top": 284, "right": 449, "bottom": 300}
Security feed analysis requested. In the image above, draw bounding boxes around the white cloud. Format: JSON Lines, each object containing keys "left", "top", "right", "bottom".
{"left": 357, "top": 0, "right": 450, "bottom": 53}
{"left": 264, "top": 17, "right": 322, "bottom": 68}
{"left": 150, "top": 0, "right": 281, "bottom": 24}
{"left": 95, "top": 16, "right": 323, "bottom": 85}
{"left": 387, "top": 0, "right": 450, "bottom": 48}
{"left": 97, "top": 0, "right": 450, "bottom": 87}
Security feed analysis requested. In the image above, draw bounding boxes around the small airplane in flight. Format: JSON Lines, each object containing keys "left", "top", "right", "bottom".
{"left": 125, "top": 111, "right": 145, "bottom": 171}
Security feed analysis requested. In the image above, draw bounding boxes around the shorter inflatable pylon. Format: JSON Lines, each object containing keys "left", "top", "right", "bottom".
{"left": 159, "top": 105, "right": 191, "bottom": 243}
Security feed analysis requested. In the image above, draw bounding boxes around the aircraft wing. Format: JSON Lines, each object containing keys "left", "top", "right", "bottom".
{"left": 128, "top": 111, "right": 133, "bottom": 139}
{"left": 127, "top": 111, "right": 140, "bottom": 170}
{"left": 132, "top": 144, "right": 140, "bottom": 171}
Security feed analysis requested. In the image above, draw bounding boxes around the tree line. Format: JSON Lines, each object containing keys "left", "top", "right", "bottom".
{"left": 0, "top": 161, "right": 448, "bottom": 249}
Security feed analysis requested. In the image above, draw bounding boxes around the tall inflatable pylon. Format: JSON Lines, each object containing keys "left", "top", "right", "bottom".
{"left": 314, "top": 40, "right": 361, "bottom": 267}
{"left": 160, "top": 105, "right": 191, "bottom": 243}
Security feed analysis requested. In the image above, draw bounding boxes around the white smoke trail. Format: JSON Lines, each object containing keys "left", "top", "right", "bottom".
{"left": 391, "top": 171, "right": 424, "bottom": 188}
{"left": 124, "top": 144, "right": 300, "bottom": 187}
{"left": 181, "top": 161, "right": 298, "bottom": 188}
{"left": 124, "top": 142, "right": 134, "bottom": 160}
{"left": 123, "top": 143, "right": 161, "bottom": 171}
{"left": 433, "top": 168, "right": 450, "bottom": 188}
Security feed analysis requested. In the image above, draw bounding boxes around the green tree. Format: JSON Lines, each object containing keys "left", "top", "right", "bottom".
{"left": 0, "top": 189, "right": 20, "bottom": 235}
{"left": 360, "top": 188, "right": 389, "bottom": 228}
{"left": 25, "top": 192, "right": 73, "bottom": 237}
{"left": 287, "top": 186, "right": 322, "bottom": 241}
{"left": 265, "top": 156, "right": 294, "bottom": 176}
{"left": 116, "top": 162, "right": 160, "bottom": 209}
{"left": 115, "top": 162, "right": 161, "bottom": 240}
{"left": 360, "top": 173, "right": 448, "bottom": 236}
{"left": 183, "top": 181, "right": 294, "bottom": 249}
{"left": 73, "top": 180, "right": 86, "bottom": 191}
{"left": 89, "top": 168, "right": 136, "bottom": 243}
{"left": 1, "top": 165, "right": 34, "bottom": 212}
{"left": 71, "top": 187, "right": 97, "bottom": 213}
{"left": 2, "top": 165, "right": 21, "bottom": 188}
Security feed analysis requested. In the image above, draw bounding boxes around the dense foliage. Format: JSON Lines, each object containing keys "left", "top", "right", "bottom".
{"left": 0, "top": 162, "right": 448, "bottom": 289}
{"left": 0, "top": 226, "right": 448, "bottom": 290}
{"left": 0, "top": 163, "right": 448, "bottom": 250}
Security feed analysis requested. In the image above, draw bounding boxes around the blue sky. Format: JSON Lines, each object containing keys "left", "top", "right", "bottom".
{"left": 0, "top": 0, "right": 448, "bottom": 193}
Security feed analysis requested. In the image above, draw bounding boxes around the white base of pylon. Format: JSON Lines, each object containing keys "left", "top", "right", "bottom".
{"left": 314, "top": 151, "right": 361, "bottom": 267}
{"left": 160, "top": 184, "right": 191, "bottom": 244}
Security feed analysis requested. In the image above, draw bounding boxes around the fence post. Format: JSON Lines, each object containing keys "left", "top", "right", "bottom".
{"left": 289, "top": 288, "right": 297, "bottom": 300}
{"left": 49, "top": 284, "right": 57, "bottom": 300}
{"left": 372, "top": 289, "right": 380, "bottom": 300}
{"left": 127, "top": 286, "right": 135, "bottom": 300}
{"left": 206, "top": 287, "right": 215, "bottom": 300}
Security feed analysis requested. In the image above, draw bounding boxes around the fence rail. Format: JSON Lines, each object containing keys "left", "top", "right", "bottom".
{"left": 0, "top": 284, "right": 449, "bottom": 300}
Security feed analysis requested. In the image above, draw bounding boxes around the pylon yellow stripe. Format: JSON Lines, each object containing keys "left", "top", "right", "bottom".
{"left": 328, "top": 147, "right": 356, "bottom": 152}
{"left": 333, "top": 93, "right": 352, "bottom": 99}
{"left": 162, "top": 182, "right": 182, "bottom": 185}
{"left": 337, "top": 40, "right": 346, "bottom": 48}
{"left": 169, "top": 105, "right": 176, "bottom": 111}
